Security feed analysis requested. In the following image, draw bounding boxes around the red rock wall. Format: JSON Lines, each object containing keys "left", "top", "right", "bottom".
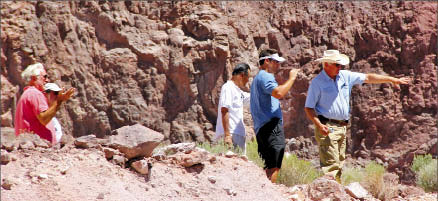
{"left": 1, "top": 1, "right": 436, "bottom": 177}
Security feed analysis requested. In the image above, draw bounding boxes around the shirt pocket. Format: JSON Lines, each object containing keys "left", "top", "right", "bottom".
{"left": 232, "top": 95, "right": 243, "bottom": 108}
{"left": 321, "top": 86, "right": 337, "bottom": 103}
{"left": 340, "top": 84, "right": 349, "bottom": 99}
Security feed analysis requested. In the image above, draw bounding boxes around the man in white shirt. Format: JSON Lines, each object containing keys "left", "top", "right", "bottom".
{"left": 215, "top": 63, "right": 251, "bottom": 151}
{"left": 44, "top": 83, "right": 64, "bottom": 143}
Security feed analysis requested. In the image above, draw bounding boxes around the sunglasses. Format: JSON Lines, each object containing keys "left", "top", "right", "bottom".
{"left": 270, "top": 59, "right": 280, "bottom": 64}
{"left": 45, "top": 90, "right": 59, "bottom": 95}
{"left": 332, "top": 63, "right": 343, "bottom": 68}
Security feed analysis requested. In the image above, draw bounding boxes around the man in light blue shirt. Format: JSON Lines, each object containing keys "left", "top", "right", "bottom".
{"left": 304, "top": 50, "right": 410, "bottom": 182}
{"left": 250, "top": 48, "right": 300, "bottom": 183}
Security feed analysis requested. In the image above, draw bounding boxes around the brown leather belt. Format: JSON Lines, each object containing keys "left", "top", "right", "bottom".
{"left": 318, "top": 115, "right": 348, "bottom": 126}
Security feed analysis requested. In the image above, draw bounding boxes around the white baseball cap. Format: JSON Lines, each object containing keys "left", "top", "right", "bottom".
{"left": 258, "top": 53, "right": 286, "bottom": 63}
{"left": 44, "top": 83, "right": 62, "bottom": 92}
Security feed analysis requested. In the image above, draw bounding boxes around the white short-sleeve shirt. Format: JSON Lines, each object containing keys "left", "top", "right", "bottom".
{"left": 52, "top": 117, "right": 63, "bottom": 143}
{"left": 215, "top": 80, "right": 250, "bottom": 140}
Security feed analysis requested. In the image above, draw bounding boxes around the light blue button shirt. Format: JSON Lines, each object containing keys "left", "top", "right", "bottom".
{"left": 250, "top": 70, "right": 282, "bottom": 134}
{"left": 305, "top": 70, "right": 366, "bottom": 120}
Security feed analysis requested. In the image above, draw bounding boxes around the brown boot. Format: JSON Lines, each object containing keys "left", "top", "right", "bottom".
{"left": 270, "top": 168, "right": 280, "bottom": 183}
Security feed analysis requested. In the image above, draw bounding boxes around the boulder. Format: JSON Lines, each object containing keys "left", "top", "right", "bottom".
{"left": 17, "top": 133, "right": 50, "bottom": 149}
{"left": 1, "top": 149, "right": 12, "bottom": 165}
{"left": 111, "top": 155, "right": 127, "bottom": 166}
{"left": 225, "top": 151, "right": 237, "bottom": 158}
{"left": 345, "top": 182, "right": 369, "bottom": 199}
{"left": 109, "top": 124, "right": 164, "bottom": 159}
{"left": 1, "top": 111, "right": 13, "bottom": 127}
{"left": 74, "top": 135, "right": 99, "bottom": 149}
{"left": 102, "top": 147, "right": 120, "bottom": 159}
{"left": 1, "top": 128, "right": 18, "bottom": 151}
{"left": 131, "top": 160, "right": 150, "bottom": 175}
{"left": 153, "top": 142, "right": 196, "bottom": 156}
{"left": 169, "top": 148, "right": 209, "bottom": 167}
{"left": 1, "top": 177, "right": 16, "bottom": 190}
{"left": 308, "top": 177, "right": 351, "bottom": 201}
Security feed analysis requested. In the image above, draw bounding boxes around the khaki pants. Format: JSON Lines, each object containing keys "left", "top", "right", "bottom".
{"left": 314, "top": 122, "right": 347, "bottom": 181}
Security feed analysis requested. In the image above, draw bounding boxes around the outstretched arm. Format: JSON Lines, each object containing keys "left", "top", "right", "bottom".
{"left": 364, "top": 74, "right": 410, "bottom": 85}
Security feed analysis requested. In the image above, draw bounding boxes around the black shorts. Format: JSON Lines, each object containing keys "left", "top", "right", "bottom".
{"left": 256, "top": 118, "right": 285, "bottom": 169}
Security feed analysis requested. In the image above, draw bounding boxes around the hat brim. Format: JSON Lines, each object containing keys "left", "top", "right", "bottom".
{"left": 44, "top": 83, "right": 62, "bottom": 92}
{"left": 270, "top": 54, "right": 286, "bottom": 63}
{"left": 316, "top": 54, "right": 350, "bottom": 65}
{"left": 259, "top": 53, "right": 286, "bottom": 63}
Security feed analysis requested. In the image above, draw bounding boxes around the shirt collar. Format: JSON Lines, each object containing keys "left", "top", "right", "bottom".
{"left": 321, "top": 69, "right": 339, "bottom": 82}
{"left": 260, "top": 69, "right": 273, "bottom": 76}
{"left": 228, "top": 80, "right": 240, "bottom": 90}
{"left": 24, "top": 86, "right": 37, "bottom": 91}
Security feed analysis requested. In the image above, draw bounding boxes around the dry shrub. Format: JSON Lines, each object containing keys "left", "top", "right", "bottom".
{"left": 412, "top": 154, "right": 438, "bottom": 192}
{"left": 342, "top": 162, "right": 398, "bottom": 200}
{"left": 197, "top": 139, "right": 264, "bottom": 168}
{"left": 362, "top": 162, "right": 386, "bottom": 199}
{"left": 277, "top": 154, "right": 322, "bottom": 186}
{"left": 381, "top": 173, "right": 399, "bottom": 200}
{"left": 196, "top": 140, "right": 244, "bottom": 155}
{"left": 417, "top": 161, "right": 438, "bottom": 192}
{"left": 245, "top": 139, "right": 265, "bottom": 168}
{"left": 341, "top": 165, "right": 364, "bottom": 185}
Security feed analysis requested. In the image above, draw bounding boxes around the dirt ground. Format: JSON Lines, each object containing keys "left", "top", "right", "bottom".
{"left": 1, "top": 146, "right": 292, "bottom": 201}
{"left": 2, "top": 144, "right": 437, "bottom": 201}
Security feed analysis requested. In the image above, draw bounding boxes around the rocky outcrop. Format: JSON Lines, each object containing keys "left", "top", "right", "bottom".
{"left": 1, "top": 1, "right": 436, "bottom": 180}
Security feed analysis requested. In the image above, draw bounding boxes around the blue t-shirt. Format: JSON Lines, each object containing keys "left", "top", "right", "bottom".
{"left": 305, "top": 70, "right": 366, "bottom": 120}
{"left": 250, "top": 70, "right": 282, "bottom": 134}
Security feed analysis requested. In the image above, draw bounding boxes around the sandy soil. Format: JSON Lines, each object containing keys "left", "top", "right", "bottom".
{"left": 1, "top": 146, "right": 292, "bottom": 201}
{"left": 1, "top": 145, "right": 436, "bottom": 201}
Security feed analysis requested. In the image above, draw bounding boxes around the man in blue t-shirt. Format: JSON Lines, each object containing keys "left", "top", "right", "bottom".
{"left": 250, "top": 48, "right": 300, "bottom": 183}
{"left": 304, "top": 50, "right": 410, "bottom": 183}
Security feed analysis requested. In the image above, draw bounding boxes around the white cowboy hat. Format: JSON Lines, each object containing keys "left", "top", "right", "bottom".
{"left": 259, "top": 53, "right": 286, "bottom": 63}
{"left": 44, "top": 83, "right": 62, "bottom": 92}
{"left": 315, "top": 50, "right": 350, "bottom": 65}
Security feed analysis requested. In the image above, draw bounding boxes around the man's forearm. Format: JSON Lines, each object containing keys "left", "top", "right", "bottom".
{"left": 304, "top": 107, "right": 322, "bottom": 127}
{"left": 305, "top": 107, "right": 330, "bottom": 135}
{"left": 272, "top": 76, "right": 297, "bottom": 99}
{"left": 37, "top": 100, "right": 62, "bottom": 126}
{"left": 365, "top": 73, "right": 398, "bottom": 84}
{"left": 221, "top": 107, "right": 230, "bottom": 137}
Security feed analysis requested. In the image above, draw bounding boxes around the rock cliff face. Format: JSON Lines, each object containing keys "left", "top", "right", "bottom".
{"left": 1, "top": 1, "right": 436, "bottom": 180}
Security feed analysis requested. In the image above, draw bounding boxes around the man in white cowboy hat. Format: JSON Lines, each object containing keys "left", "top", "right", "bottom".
{"left": 250, "top": 48, "right": 300, "bottom": 183}
{"left": 304, "top": 50, "right": 410, "bottom": 183}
